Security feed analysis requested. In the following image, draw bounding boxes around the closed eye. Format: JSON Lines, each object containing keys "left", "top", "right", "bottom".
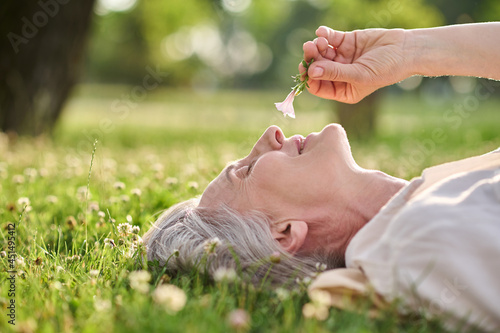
{"left": 247, "top": 160, "right": 256, "bottom": 175}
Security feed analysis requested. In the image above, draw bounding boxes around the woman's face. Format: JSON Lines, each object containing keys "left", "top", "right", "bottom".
{"left": 199, "top": 124, "right": 359, "bottom": 223}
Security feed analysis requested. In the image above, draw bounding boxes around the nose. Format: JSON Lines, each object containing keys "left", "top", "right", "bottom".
{"left": 252, "top": 126, "right": 284, "bottom": 155}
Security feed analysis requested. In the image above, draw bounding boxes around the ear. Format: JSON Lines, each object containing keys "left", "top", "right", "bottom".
{"left": 271, "top": 220, "right": 308, "bottom": 254}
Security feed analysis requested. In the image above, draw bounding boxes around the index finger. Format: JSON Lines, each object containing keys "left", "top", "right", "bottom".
{"left": 316, "top": 26, "right": 345, "bottom": 48}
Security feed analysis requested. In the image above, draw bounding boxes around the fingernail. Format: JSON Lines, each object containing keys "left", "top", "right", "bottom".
{"left": 311, "top": 67, "right": 323, "bottom": 78}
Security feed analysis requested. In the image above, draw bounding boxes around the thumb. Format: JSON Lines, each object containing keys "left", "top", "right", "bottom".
{"left": 308, "top": 61, "right": 362, "bottom": 83}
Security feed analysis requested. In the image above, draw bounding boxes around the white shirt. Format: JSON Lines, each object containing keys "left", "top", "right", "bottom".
{"left": 346, "top": 149, "right": 500, "bottom": 331}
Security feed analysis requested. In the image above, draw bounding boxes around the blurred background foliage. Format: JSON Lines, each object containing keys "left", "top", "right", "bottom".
{"left": 1, "top": 0, "right": 499, "bottom": 137}
{"left": 85, "top": 0, "right": 445, "bottom": 88}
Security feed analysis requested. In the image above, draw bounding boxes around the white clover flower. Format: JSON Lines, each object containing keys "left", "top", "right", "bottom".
{"left": 126, "top": 215, "right": 133, "bottom": 223}
{"left": 203, "top": 237, "right": 221, "bottom": 255}
{"left": 88, "top": 201, "right": 99, "bottom": 212}
{"left": 16, "top": 256, "right": 25, "bottom": 268}
{"left": 89, "top": 270, "right": 100, "bottom": 278}
{"left": 46, "top": 195, "right": 58, "bottom": 204}
{"left": 131, "top": 225, "right": 140, "bottom": 234}
{"left": 227, "top": 309, "right": 250, "bottom": 330}
{"left": 113, "top": 181, "right": 126, "bottom": 190}
{"left": 76, "top": 186, "right": 90, "bottom": 201}
{"left": 97, "top": 211, "right": 106, "bottom": 218}
{"left": 39, "top": 168, "right": 49, "bottom": 178}
{"left": 302, "top": 302, "right": 329, "bottom": 321}
{"left": 126, "top": 164, "right": 141, "bottom": 176}
{"left": 117, "top": 223, "right": 133, "bottom": 235}
{"left": 23, "top": 168, "right": 37, "bottom": 181}
{"left": 152, "top": 284, "right": 187, "bottom": 314}
{"left": 151, "top": 163, "right": 164, "bottom": 172}
{"left": 187, "top": 181, "right": 199, "bottom": 190}
{"left": 120, "top": 195, "right": 130, "bottom": 203}
{"left": 94, "top": 297, "right": 112, "bottom": 312}
{"left": 129, "top": 270, "right": 151, "bottom": 294}
{"left": 12, "top": 175, "right": 25, "bottom": 184}
{"left": 315, "top": 262, "right": 327, "bottom": 272}
{"left": 104, "top": 238, "right": 116, "bottom": 248}
{"left": 213, "top": 267, "right": 238, "bottom": 283}
{"left": 275, "top": 287, "right": 290, "bottom": 301}
{"left": 131, "top": 188, "right": 142, "bottom": 197}
{"left": 131, "top": 234, "right": 142, "bottom": 244}
{"left": 165, "top": 177, "right": 178, "bottom": 186}
{"left": 17, "top": 197, "right": 31, "bottom": 207}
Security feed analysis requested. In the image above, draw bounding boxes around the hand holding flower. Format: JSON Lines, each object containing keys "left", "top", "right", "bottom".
{"left": 275, "top": 59, "right": 314, "bottom": 119}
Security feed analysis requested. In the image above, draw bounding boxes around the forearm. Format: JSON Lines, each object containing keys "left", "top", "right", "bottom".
{"left": 406, "top": 23, "right": 500, "bottom": 80}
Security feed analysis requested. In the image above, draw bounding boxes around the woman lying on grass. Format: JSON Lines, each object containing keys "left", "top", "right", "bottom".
{"left": 144, "top": 22, "right": 500, "bottom": 331}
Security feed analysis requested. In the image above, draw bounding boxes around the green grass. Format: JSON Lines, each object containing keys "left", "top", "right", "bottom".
{"left": 1, "top": 84, "right": 498, "bottom": 332}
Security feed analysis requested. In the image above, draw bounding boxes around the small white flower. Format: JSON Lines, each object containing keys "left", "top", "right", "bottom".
{"left": 113, "top": 181, "right": 126, "bottom": 190}
{"left": 227, "top": 309, "right": 250, "bottom": 330}
{"left": 165, "top": 177, "right": 178, "bottom": 186}
{"left": 76, "top": 186, "right": 90, "bottom": 201}
{"left": 213, "top": 267, "right": 238, "bottom": 282}
{"left": 120, "top": 195, "right": 130, "bottom": 202}
{"left": 187, "top": 181, "right": 199, "bottom": 190}
{"left": 129, "top": 270, "right": 151, "bottom": 294}
{"left": 12, "top": 175, "right": 25, "bottom": 184}
{"left": 88, "top": 201, "right": 99, "bottom": 212}
{"left": 104, "top": 238, "right": 116, "bottom": 248}
{"left": 17, "top": 197, "right": 30, "bottom": 207}
{"left": 94, "top": 297, "right": 112, "bottom": 312}
{"left": 46, "top": 195, "right": 58, "bottom": 204}
{"left": 90, "top": 270, "right": 100, "bottom": 278}
{"left": 152, "top": 284, "right": 187, "bottom": 314}
{"left": 275, "top": 287, "right": 290, "bottom": 301}
{"left": 16, "top": 256, "right": 25, "bottom": 268}
{"left": 23, "top": 168, "right": 37, "bottom": 181}
{"left": 131, "top": 188, "right": 142, "bottom": 197}
{"left": 315, "top": 262, "right": 327, "bottom": 272}
{"left": 203, "top": 237, "right": 221, "bottom": 255}
{"left": 97, "top": 211, "right": 106, "bottom": 218}
{"left": 131, "top": 225, "right": 140, "bottom": 234}
{"left": 117, "top": 223, "right": 133, "bottom": 235}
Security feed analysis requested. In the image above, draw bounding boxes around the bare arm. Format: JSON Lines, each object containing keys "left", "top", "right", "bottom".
{"left": 410, "top": 23, "right": 500, "bottom": 80}
{"left": 303, "top": 23, "right": 500, "bottom": 103}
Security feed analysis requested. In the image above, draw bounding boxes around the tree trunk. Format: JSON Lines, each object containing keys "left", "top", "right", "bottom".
{"left": 335, "top": 91, "right": 380, "bottom": 139}
{"left": 0, "top": 0, "right": 96, "bottom": 136}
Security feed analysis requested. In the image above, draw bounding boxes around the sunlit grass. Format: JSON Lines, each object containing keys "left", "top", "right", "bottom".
{"left": 1, "top": 85, "right": 498, "bottom": 332}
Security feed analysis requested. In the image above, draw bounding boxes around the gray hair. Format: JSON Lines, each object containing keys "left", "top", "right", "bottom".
{"left": 143, "top": 198, "right": 343, "bottom": 285}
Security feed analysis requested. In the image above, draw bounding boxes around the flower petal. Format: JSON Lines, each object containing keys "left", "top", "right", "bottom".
{"left": 275, "top": 90, "right": 296, "bottom": 118}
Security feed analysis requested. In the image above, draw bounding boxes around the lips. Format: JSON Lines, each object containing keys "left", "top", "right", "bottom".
{"left": 291, "top": 135, "right": 305, "bottom": 155}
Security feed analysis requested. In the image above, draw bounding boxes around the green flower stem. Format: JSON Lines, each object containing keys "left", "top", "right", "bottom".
{"left": 292, "top": 59, "right": 314, "bottom": 96}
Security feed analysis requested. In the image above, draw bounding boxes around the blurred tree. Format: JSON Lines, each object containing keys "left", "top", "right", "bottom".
{"left": 0, "top": 0, "right": 96, "bottom": 136}
{"left": 319, "top": 0, "right": 444, "bottom": 138}
{"left": 84, "top": 8, "right": 148, "bottom": 84}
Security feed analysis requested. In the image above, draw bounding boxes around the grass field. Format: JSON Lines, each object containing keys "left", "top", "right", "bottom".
{"left": 1, "top": 84, "right": 499, "bottom": 332}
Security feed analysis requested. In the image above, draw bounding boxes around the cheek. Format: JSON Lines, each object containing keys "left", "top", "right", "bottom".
{"left": 251, "top": 156, "right": 314, "bottom": 199}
